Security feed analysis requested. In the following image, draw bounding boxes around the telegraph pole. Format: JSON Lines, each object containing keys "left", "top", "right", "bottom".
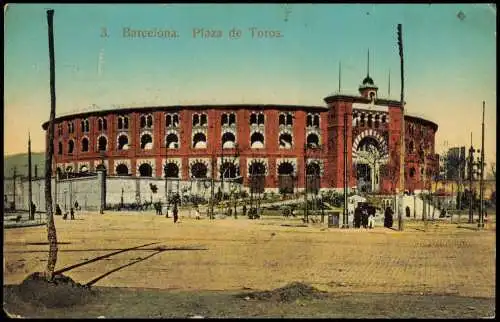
{"left": 478, "top": 101, "right": 485, "bottom": 229}
{"left": 468, "top": 133, "right": 474, "bottom": 223}
{"left": 342, "top": 112, "right": 349, "bottom": 228}
{"left": 28, "top": 132, "right": 34, "bottom": 220}
{"left": 165, "top": 142, "right": 169, "bottom": 214}
{"left": 210, "top": 153, "right": 216, "bottom": 219}
{"left": 304, "top": 144, "right": 308, "bottom": 223}
{"left": 12, "top": 166, "right": 17, "bottom": 210}
{"left": 397, "top": 23, "right": 405, "bottom": 231}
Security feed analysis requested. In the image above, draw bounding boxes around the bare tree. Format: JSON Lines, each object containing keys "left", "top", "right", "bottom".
{"left": 43, "top": 9, "right": 58, "bottom": 281}
{"left": 355, "top": 145, "right": 387, "bottom": 192}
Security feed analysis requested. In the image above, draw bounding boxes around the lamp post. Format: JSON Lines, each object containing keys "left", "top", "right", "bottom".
{"left": 342, "top": 112, "right": 349, "bottom": 228}
{"left": 478, "top": 101, "right": 485, "bottom": 229}
{"left": 303, "top": 143, "right": 308, "bottom": 223}
{"left": 397, "top": 23, "right": 405, "bottom": 231}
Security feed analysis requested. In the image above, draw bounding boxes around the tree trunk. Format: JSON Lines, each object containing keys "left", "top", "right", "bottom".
{"left": 44, "top": 9, "right": 58, "bottom": 281}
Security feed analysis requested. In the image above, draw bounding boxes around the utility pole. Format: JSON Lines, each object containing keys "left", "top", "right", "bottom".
{"left": 397, "top": 23, "right": 405, "bottom": 231}
{"left": 28, "top": 133, "right": 34, "bottom": 219}
{"left": 12, "top": 166, "right": 17, "bottom": 210}
{"left": 165, "top": 142, "right": 169, "bottom": 214}
{"left": 304, "top": 143, "right": 308, "bottom": 223}
{"left": 468, "top": 133, "right": 474, "bottom": 223}
{"left": 45, "top": 8, "right": 59, "bottom": 280}
{"left": 210, "top": 153, "right": 215, "bottom": 219}
{"left": 478, "top": 101, "right": 485, "bottom": 229}
{"left": 342, "top": 112, "right": 349, "bottom": 228}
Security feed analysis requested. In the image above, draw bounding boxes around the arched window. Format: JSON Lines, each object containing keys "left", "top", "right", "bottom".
{"left": 222, "top": 132, "right": 236, "bottom": 149}
{"left": 313, "top": 115, "right": 320, "bottom": 127}
{"left": 138, "top": 163, "right": 153, "bottom": 177}
{"left": 221, "top": 113, "right": 228, "bottom": 126}
{"left": 250, "top": 132, "right": 264, "bottom": 148}
{"left": 58, "top": 141, "right": 63, "bottom": 155}
{"left": 123, "top": 117, "right": 129, "bottom": 129}
{"left": 248, "top": 161, "right": 266, "bottom": 176}
{"left": 374, "top": 115, "right": 380, "bottom": 128}
{"left": 191, "top": 162, "right": 208, "bottom": 178}
{"left": 116, "top": 164, "right": 129, "bottom": 176}
{"left": 306, "top": 162, "right": 321, "bottom": 176}
{"left": 228, "top": 113, "right": 236, "bottom": 125}
{"left": 286, "top": 113, "right": 293, "bottom": 125}
{"left": 257, "top": 113, "right": 264, "bottom": 125}
{"left": 279, "top": 114, "right": 286, "bottom": 126}
{"left": 279, "top": 133, "right": 293, "bottom": 149}
{"left": 306, "top": 114, "right": 312, "bottom": 127}
{"left": 306, "top": 133, "right": 319, "bottom": 148}
{"left": 118, "top": 134, "right": 129, "bottom": 150}
{"left": 164, "top": 162, "right": 180, "bottom": 178}
{"left": 173, "top": 114, "right": 179, "bottom": 127}
{"left": 193, "top": 114, "right": 199, "bottom": 126}
{"left": 200, "top": 114, "right": 207, "bottom": 126}
{"left": 118, "top": 117, "right": 123, "bottom": 129}
{"left": 98, "top": 118, "right": 103, "bottom": 131}
{"left": 68, "top": 140, "right": 74, "bottom": 154}
{"left": 220, "top": 162, "right": 238, "bottom": 179}
{"left": 193, "top": 132, "right": 207, "bottom": 149}
{"left": 140, "top": 115, "right": 146, "bottom": 128}
{"left": 98, "top": 136, "right": 107, "bottom": 151}
{"left": 166, "top": 133, "right": 179, "bottom": 149}
{"left": 146, "top": 115, "right": 153, "bottom": 128}
{"left": 367, "top": 115, "right": 373, "bottom": 128}
{"left": 81, "top": 138, "right": 89, "bottom": 152}
{"left": 166, "top": 114, "right": 172, "bottom": 127}
{"left": 250, "top": 113, "right": 257, "bottom": 125}
{"left": 140, "top": 133, "right": 153, "bottom": 149}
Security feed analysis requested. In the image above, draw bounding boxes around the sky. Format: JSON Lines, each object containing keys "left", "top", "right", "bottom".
{"left": 3, "top": 4, "right": 497, "bottom": 169}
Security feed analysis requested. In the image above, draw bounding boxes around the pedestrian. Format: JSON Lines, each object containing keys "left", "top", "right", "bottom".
{"left": 354, "top": 206, "right": 361, "bottom": 228}
{"left": 384, "top": 206, "right": 394, "bottom": 228}
{"left": 70, "top": 207, "right": 75, "bottom": 220}
{"left": 173, "top": 203, "right": 179, "bottom": 223}
{"left": 55, "top": 204, "right": 62, "bottom": 216}
{"left": 405, "top": 206, "right": 411, "bottom": 218}
{"left": 74, "top": 200, "right": 79, "bottom": 211}
{"left": 242, "top": 204, "right": 247, "bottom": 217}
{"left": 368, "top": 211, "right": 375, "bottom": 229}
{"left": 31, "top": 202, "right": 37, "bottom": 215}
{"left": 362, "top": 208, "right": 368, "bottom": 228}
{"left": 194, "top": 205, "right": 201, "bottom": 220}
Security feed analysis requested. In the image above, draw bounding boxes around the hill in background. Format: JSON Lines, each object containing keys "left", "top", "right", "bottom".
{"left": 4, "top": 152, "right": 45, "bottom": 178}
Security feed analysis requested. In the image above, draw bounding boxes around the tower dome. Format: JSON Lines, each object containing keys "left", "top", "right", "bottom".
{"left": 359, "top": 49, "right": 378, "bottom": 100}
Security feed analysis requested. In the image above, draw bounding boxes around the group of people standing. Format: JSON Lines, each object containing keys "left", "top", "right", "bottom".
{"left": 353, "top": 204, "right": 376, "bottom": 229}
{"left": 353, "top": 203, "right": 395, "bottom": 229}
{"left": 154, "top": 200, "right": 179, "bottom": 223}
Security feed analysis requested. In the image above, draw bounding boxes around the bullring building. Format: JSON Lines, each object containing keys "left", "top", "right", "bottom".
{"left": 43, "top": 72, "right": 439, "bottom": 196}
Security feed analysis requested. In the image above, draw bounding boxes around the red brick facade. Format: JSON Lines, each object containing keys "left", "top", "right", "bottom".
{"left": 43, "top": 88, "right": 438, "bottom": 194}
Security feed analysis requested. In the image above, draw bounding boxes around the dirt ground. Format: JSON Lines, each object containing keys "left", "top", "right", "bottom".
{"left": 3, "top": 210, "right": 496, "bottom": 318}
